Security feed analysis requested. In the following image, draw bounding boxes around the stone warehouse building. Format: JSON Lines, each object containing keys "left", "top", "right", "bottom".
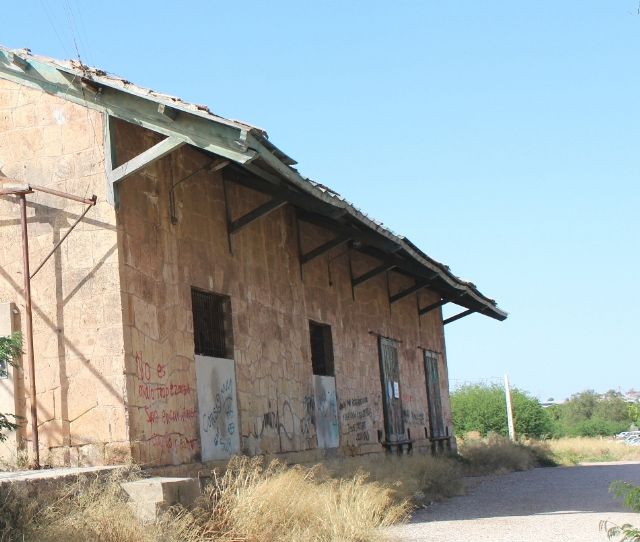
{"left": 0, "top": 46, "right": 506, "bottom": 468}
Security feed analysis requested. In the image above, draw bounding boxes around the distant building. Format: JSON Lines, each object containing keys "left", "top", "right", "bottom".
{"left": 0, "top": 46, "right": 506, "bottom": 468}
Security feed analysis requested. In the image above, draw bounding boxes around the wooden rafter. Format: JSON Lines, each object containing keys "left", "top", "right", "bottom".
{"left": 443, "top": 309, "right": 475, "bottom": 325}
{"left": 352, "top": 263, "right": 396, "bottom": 288}
{"left": 389, "top": 278, "right": 433, "bottom": 304}
{"left": 418, "top": 292, "right": 465, "bottom": 317}
{"left": 229, "top": 197, "right": 287, "bottom": 234}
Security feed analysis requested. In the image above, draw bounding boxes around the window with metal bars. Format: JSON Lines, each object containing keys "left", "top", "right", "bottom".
{"left": 191, "top": 288, "right": 233, "bottom": 358}
{"left": 309, "top": 321, "right": 334, "bottom": 376}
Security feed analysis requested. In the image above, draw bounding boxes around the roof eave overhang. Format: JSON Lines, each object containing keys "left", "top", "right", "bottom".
{"left": 0, "top": 46, "right": 507, "bottom": 322}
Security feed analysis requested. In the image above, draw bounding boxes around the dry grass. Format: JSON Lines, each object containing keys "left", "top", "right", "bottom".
{"left": 30, "top": 467, "right": 161, "bottom": 542}
{"left": 457, "top": 435, "right": 552, "bottom": 475}
{"left": 1, "top": 458, "right": 409, "bottom": 542}
{"left": 324, "top": 453, "right": 465, "bottom": 504}
{"left": 0, "top": 439, "right": 558, "bottom": 541}
{"left": 0, "top": 484, "right": 39, "bottom": 542}
{"left": 546, "top": 437, "right": 640, "bottom": 465}
{"left": 165, "top": 456, "right": 410, "bottom": 542}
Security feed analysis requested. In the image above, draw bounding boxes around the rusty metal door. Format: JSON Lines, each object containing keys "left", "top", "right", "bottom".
{"left": 424, "top": 351, "right": 445, "bottom": 438}
{"left": 378, "top": 337, "right": 404, "bottom": 443}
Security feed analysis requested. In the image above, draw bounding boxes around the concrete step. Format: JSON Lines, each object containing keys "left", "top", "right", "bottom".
{"left": 121, "top": 476, "right": 200, "bottom": 523}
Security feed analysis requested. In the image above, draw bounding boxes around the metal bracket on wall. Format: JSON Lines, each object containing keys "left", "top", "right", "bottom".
{"left": 169, "top": 158, "right": 230, "bottom": 225}
{"left": 223, "top": 179, "right": 288, "bottom": 255}
{"left": 389, "top": 276, "right": 436, "bottom": 304}
{"left": 103, "top": 115, "right": 185, "bottom": 208}
{"left": 299, "top": 232, "right": 351, "bottom": 265}
{"left": 443, "top": 308, "right": 475, "bottom": 325}
{"left": 351, "top": 262, "right": 396, "bottom": 289}
{"left": 418, "top": 292, "right": 466, "bottom": 317}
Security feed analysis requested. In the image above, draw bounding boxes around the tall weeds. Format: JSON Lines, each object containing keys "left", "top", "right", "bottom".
{"left": 458, "top": 435, "right": 550, "bottom": 474}
{"left": 165, "top": 456, "right": 410, "bottom": 542}
{"left": 0, "top": 438, "right": 553, "bottom": 541}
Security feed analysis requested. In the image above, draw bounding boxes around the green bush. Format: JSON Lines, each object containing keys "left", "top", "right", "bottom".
{"left": 451, "top": 384, "right": 552, "bottom": 439}
{"left": 601, "top": 481, "right": 640, "bottom": 541}
{"left": 0, "top": 332, "right": 22, "bottom": 441}
{"left": 550, "top": 390, "right": 634, "bottom": 438}
{"left": 566, "top": 419, "right": 629, "bottom": 438}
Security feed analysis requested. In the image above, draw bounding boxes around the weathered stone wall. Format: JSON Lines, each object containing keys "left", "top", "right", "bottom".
{"left": 0, "top": 79, "right": 129, "bottom": 466}
{"left": 115, "top": 120, "right": 454, "bottom": 466}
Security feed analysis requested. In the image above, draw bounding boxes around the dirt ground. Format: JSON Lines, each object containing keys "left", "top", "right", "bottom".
{"left": 390, "top": 461, "right": 640, "bottom": 542}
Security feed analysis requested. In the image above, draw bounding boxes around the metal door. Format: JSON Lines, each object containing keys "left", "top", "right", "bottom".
{"left": 378, "top": 337, "right": 404, "bottom": 442}
{"left": 424, "top": 351, "right": 445, "bottom": 438}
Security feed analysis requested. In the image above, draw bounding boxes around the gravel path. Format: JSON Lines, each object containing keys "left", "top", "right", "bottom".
{"left": 390, "top": 462, "right": 640, "bottom": 542}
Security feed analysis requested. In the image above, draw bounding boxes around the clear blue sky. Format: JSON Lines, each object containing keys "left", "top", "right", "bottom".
{"left": 4, "top": 1, "right": 639, "bottom": 401}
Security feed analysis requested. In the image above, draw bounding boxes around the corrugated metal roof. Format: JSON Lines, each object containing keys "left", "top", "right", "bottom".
{"left": 0, "top": 45, "right": 507, "bottom": 321}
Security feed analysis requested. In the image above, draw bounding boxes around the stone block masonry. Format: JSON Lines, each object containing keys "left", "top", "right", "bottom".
{"left": 0, "top": 79, "right": 129, "bottom": 466}
{"left": 0, "top": 75, "right": 454, "bottom": 468}
{"left": 115, "top": 118, "right": 453, "bottom": 466}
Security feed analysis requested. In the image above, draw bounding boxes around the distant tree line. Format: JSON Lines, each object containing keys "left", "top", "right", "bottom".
{"left": 547, "top": 390, "right": 636, "bottom": 438}
{"left": 451, "top": 384, "right": 638, "bottom": 439}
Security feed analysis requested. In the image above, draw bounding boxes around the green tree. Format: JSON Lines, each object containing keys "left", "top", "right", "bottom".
{"left": 554, "top": 389, "right": 633, "bottom": 437}
{"left": 562, "top": 390, "right": 600, "bottom": 426}
{"left": 451, "top": 384, "right": 552, "bottom": 439}
{"left": 0, "top": 332, "right": 21, "bottom": 441}
{"left": 595, "top": 390, "right": 631, "bottom": 423}
{"left": 629, "top": 403, "right": 640, "bottom": 427}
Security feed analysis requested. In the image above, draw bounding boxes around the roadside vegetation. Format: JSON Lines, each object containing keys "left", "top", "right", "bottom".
{"left": 547, "top": 437, "right": 640, "bottom": 465}
{"left": 451, "top": 384, "right": 639, "bottom": 441}
{"left": 0, "top": 333, "right": 21, "bottom": 441}
{"left": 0, "top": 438, "right": 550, "bottom": 542}
{"left": 601, "top": 481, "right": 640, "bottom": 541}
{"left": 451, "top": 384, "right": 640, "bottom": 465}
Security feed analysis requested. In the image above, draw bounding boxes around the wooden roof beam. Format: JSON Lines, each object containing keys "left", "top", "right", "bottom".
{"left": 301, "top": 233, "right": 350, "bottom": 264}
{"left": 443, "top": 309, "right": 475, "bottom": 325}
{"left": 352, "top": 263, "right": 396, "bottom": 288}
{"left": 389, "top": 278, "right": 434, "bottom": 304}
{"left": 419, "top": 292, "right": 466, "bottom": 316}
{"left": 229, "top": 197, "right": 287, "bottom": 234}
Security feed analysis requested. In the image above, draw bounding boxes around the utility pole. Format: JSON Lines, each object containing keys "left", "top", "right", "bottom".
{"left": 504, "top": 373, "right": 516, "bottom": 441}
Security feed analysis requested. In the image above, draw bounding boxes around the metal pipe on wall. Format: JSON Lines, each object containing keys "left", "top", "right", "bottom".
{"left": 19, "top": 194, "right": 39, "bottom": 468}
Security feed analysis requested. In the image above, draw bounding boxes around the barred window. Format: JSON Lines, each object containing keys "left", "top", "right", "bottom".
{"left": 191, "top": 289, "right": 233, "bottom": 358}
{"left": 309, "top": 321, "right": 334, "bottom": 376}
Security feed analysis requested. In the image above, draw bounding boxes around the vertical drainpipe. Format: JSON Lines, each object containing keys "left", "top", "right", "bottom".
{"left": 19, "top": 194, "right": 39, "bottom": 468}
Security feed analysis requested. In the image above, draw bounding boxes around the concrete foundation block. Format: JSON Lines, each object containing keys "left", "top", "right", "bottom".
{"left": 120, "top": 476, "right": 200, "bottom": 523}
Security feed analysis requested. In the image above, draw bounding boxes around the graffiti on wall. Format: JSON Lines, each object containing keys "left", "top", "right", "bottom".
{"left": 134, "top": 351, "right": 198, "bottom": 454}
{"left": 402, "top": 407, "right": 426, "bottom": 426}
{"left": 339, "top": 396, "right": 374, "bottom": 443}
{"left": 313, "top": 375, "right": 339, "bottom": 448}
{"left": 241, "top": 374, "right": 340, "bottom": 454}
{"left": 195, "top": 355, "right": 240, "bottom": 461}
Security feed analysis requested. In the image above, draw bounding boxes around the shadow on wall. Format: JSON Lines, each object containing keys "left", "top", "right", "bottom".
{"left": 0, "top": 199, "right": 120, "bottom": 463}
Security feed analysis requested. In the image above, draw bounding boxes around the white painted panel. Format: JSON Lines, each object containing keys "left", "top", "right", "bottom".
{"left": 195, "top": 355, "right": 240, "bottom": 461}
{"left": 313, "top": 375, "right": 339, "bottom": 449}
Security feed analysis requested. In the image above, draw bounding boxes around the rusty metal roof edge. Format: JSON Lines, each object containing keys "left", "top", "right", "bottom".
{"left": 247, "top": 135, "right": 507, "bottom": 320}
{"left": 0, "top": 46, "right": 262, "bottom": 135}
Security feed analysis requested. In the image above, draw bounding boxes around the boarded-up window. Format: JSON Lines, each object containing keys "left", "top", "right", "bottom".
{"left": 424, "top": 351, "right": 445, "bottom": 438}
{"left": 309, "top": 321, "right": 334, "bottom": 376}
{"left": 192, "top": 289, "right": 233, "bottom": 358}
{"left": 378, "top": 337, "right": 405, "bottom": 442}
